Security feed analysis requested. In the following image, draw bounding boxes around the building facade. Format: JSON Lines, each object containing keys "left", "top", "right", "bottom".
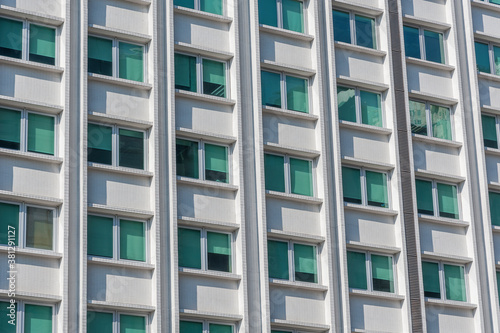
{"left": 0, "top": 0, "right": 500, "bottom": 332}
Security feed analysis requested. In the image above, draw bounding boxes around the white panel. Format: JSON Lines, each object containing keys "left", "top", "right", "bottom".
{"left": 345, "top": 211, "right": 396, "bottom": 247}
{"left": 350, "top": 296, "right": 403, "bottom": 332}
{"left": 412, "top": 142, "right": 460, "bottom": 176}
{"left": 406, "top": 64, "right": 453, "bottom": 99}
{"left": 260, "top": 33, "right": 312, "bottom": 69}
{"left": 2, "top": 0, "right": 62, "bottom": 17}
{"left": 174, "top": 14, "right": 230, "bottom": 53}
{"left": 472, "top": 8, "right": 500, "bottom": 37}
{"left": 340, "top": 128, "right": 390, "bottom": 163}
{"left": 175, "top": 98, "right": 234, "bottom": 137}
{"left": 177, "top": 183, "right": 236, "bottom": 222}
{"left": 262, "top": 114, "right": 316, "bottom": 151}
{"left": 426, "top": 305, "right": 474, "bottom": 333}
{"left": 266, "top": 197, "right": 321, "bottom": 236}
{"left": 335, "top": 50, "right": 385, "bottom": 84}
{"left": 269, "top": 286, "right": 326, "bottom": 325}
{"left": 419, "top": 222, "right": 468, "bottom": 258}
{"left": 478, "top": 79, "right": 500, "bottom": 109}
{"left": 88, "top": 0, "right": 149, "bottom": 36}
{"left": 402, "top": 0, "right": 447, "bottom": 24}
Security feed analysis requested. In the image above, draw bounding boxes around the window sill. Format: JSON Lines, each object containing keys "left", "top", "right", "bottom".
{"left": 87, "top": 203, "right": 154, "bottom": 219}
{"left": 0, "top": 55, "right": 63, "bottom": 74}
{"left": 88, "top": 73, "right": 152, "bottom": 90}
{"left": 421, "top": 251, "right": 473, "bottom": 264}
{"left": 269, "top": 278, "right": 328, "bottom": 292}
{"left": 0, "top": 189, "right": 62, "bottom": 207}
{"left": 414, "top": 169, "right": 466, "bottom": 183}
{"left": 266, "top": 190, "right": 323, "bottom": 205}
{"left": 270, "top": 319, "right": 330, "bottom": 332}
{"left": 346, "top": 241, "right": 400, "bottom": 255}
{"left": 0, "top": 94, "right": 63, "bottom": 114}
{"left": 175, "top": 89, "right": 236, "bottom": 106}
{"left": 331, "top": 0, "right": 384, "bottom": 16}
{"left": 259, "top": 24, "right": 314, "bottom": 42}
{"left": 262, "top": 105, "right": 319, "bottom": 121}
{"left": 88, "top": 300, "right": 155, "bottom": 313}
{"left": 485, "top": 147, "right": 500, "bottom": 157}
{"left": 334, "top": 41, "right": 386, "bottom": 58}
{"left": 87, "top": 256, "right": 155, "bottom": 270}
{"left": 488, "top": 181, "right": 500, "bottom": 192}
{"left": 264, "top": 142, "right": 321, "bottom": 159}
{"left": 88, "top": 24, "right": 151, "bottom": 44}
{"left": 336, "top": 75, "right": 389, "bottom": 92}
{"left": 338, "top": 120, "right": 392, "bottom": 135}
{"left": 174, "top": 5, "right": 233, "bottom": 24}
{"left": 180, "top": 309, "right": 243, "bottom": 321}
{"left": 349, "top": 289, "right": 405, "bottom": 301}
{"left": 406, "top": 56, "right": 455, "bottom": 72}
{"left": 0, "top": 5, "right": 65, "bottom": 26}
{"left": 483, "top": 104, "right": 500, "bottom": 115}
{"left": 492, "top": 225, "right": 500, "bottom": 234}
{"left": 0, "top": 289, "right": 61, "bottom": 302}
{"left": 412, "top": 134, "right": 462, "bottom": 149}
{"left": 88, "top": 111, "right": 153, "bottom": 130}
{"left": 176, "top": 127, "right": 237, "bottom": 144}
{"left": 0, "top": 245, "right": 63, "bottom": 259}
{"left": 0, "top": 148, "right": 63, "bottom": 164}
{"left": 88, "top": 162, "right": 153, "bottom": 177}
{"left": 424, "top": 297, "right": 477, "bottom": 310}
{"left": 341, "top": 156, "right": 394, "bottom": 171}
{"left": 402, "top": 14, "right": 451, "bottom": 31}
{"left": 418, "top": 214, "right": 469, "bottom": 228}
{"left": 267, "top": 229, "right": 325, "bottom": 243}
{"left": 119, "top": 0, "right": 151, "bottom": 6}
{"left": 177, "top": 176, "right": 239, "bottom": 191}
{"left": 471, "top": 0, "right": 500, "bottom": 14}
{"left": 408, "top": 90, "right": 458, "bottom": 106}
{"left": 477, "top": 71, "right": 500, "bottom": 84}
{"left": 261, "top": 59, "right": 316, "bottom": 77}
{"left": 178, "top": 215, "right": 240, "bottom": 232}
{"left": 174, "top": 41, "right": 233, "bottom": 61}
{"left": 343, "top": 202, "right": 398, "bottom": 217}
{"left": 178, "top": 267, "right": 242, "bottom": 281}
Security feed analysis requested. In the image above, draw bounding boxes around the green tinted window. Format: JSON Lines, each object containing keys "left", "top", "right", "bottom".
{"left": 176, "top": 139, "right": 199, "bottom": 179}
{"left": 294, "top": 243, "right": 317, "bottom": 283}
{"left": 180, "top": 321, "right": 203, "bottom": 333}
{"left": 371, "top": 254, "right": 394, "bottom": 293}
{"left": 403, "top": 26, "right": 420, "bottom": 59}
{"left": 88, "top": 123, "right": 112, "bottom": 165}
{"left": 444, "top": 264, "right": 466, "bottom": 302}
{"left": 120, "top": 220, "right": 145, "bottom": 262}
{"left": 422, "top": 261, "right": 441, "bottom": 298}
{"left": 27, "top": 113, "right": 55, "bottom": 155}
{"left": 409, "top": 100, "right": 427, "bottom": 135}
{"left": 205, "top": 143, "right": 228, "bottom": 183}
{"left": 482, "top": 114, "right": 498, "bottom": 148}
{"left": 282, "top": 0, "right": 303, "bottom": 33}
{"left": 342, "top": 167, "right": 361, "bottom": 204}
{"left": 416, "top": 179, "right": 433, "bottom": 215}
{"left": 87, "top": 215, "right": 113, "bottom": 258}
{"left": 431, "top": 104, "right": 451, "bottom": 140}
{"left": 360, "top": 90, "right": 382, "bottom": 127}
{"left": 424, "top": 30, "right": 444, "bottom": 63}
{"left": 286, "top": 75, "right": 308, "bottom": 113}
{"left": 261, "top": 71, "right": 281, "bottom": 108}
{"left": 268, "top": 240, "right": 289, "bottom": 280}
{"left": 437, "top": 183, "right": 459, "bottom": 219}
{"left": 120, "top": 314, "right": 145, "bottom": 333}
{"left": 88, "top": 36, "right": 112, "bottom": 76}
{"left": 0, "top": 301, "right": 16, "bottom": 333}
{"left": 87, "top": 311, "right": 113, "bottom": 333}
{"left": 201, "top": 0, "right": 222, "bottom": 15}
{"left": 119, "top": 42, "right": 143, "bottom": 82}
{"left": 0, "top": 108, "right": 21, "bottom": 150}
{"left": 475, "top": 42, "right": 491, "bottom": 73}
{"left": 489, "top": 192, "right": 500, "bottom": 226}
{"left": 24, "top": 304, "right": 52, "bottom": 333}
{"left": 0, "top": 17, "right": 23, "bottom": 59}
{"left": 347, "top": 251, "right": 367, "bottom": 289}
{"left": 0, "top": 202, "right": 19, "bottom": 246}
{"left": 29, "top": 24, "right": 56, "bottom": 65}
{"left": 175, "top": 53, "right": 197, "bottom": 92}
{"left": 258, "top": 0, "right": 278, "bottom": 27}
{"left": 207, "top": 231, "right": 231, "bottom": 272}
{"left": 333, "top": 10, "right": 351, "bottom": 44}
{"left": 290, "top": 157, "right": 313, "bottom": 196}
{"left": 119, "top": 129, "right": 144, "bottom": 170}
{"left": 355, "top": 15, "right": 376, "bottom": 49}
{"left": 174, "top": 0, "right": 195, "bottom": 9}
{"left": 365, "top": 170, "right": 388, "bottom": 208}
{"left": 337, "top": 86, "right": 356, "bottom": 122}
{"left": 178, "top": 228, "right": 201, "bottom": 269}
{"left": 264, "top": 154, "right": 285, "bottom": 192}
{"left": 26, "top": 207, "right": 53, "bottom": 250}
{"left": 209, "top": 323, "right": 233, "bottom": 333}
{"left": 203, "top": 59, "right": 226, "bottom": 97}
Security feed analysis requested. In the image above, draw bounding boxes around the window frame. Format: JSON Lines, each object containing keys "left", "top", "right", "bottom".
{"left": 87, "top": 213, "right": 149, "bottom": 263}
{"left": 336, "top": 85, "right": 384, "bottom": 128}
{"left": 267, "top": 238, "right": 320, "bottom": 284}
{"left": 0, "top": 300, "right": 56, "bottom": 333}
{"left": 87, "top": 34, "right": 147, "bottom": 83}
{"left": 260, "top": 69, "right": 311, "bottom": 114}
{"left": 409, "top": 99, "right": 454, "bottom": 140}
{"left": 403, "top": 24, "right": 446, "bottom": 64}
{"left": 475, "top": 40, "right": 500, "bottom": 75}
{"left": 342, "top": 166, "right": 391, "bottom": 209}
{"left": 87, "top": 309, "right": 149, "bottom": 333}
{"left": 259, "top": 0, "right": 307, "bottom": 34}
{"left": 332, "top": 9, "right": 378, "bottom": 50}
{"left": 87, "top": 122, "right": 148, "bottom": 171}
{"left": 179, "top": 319, "right": 235, "bottom": 333}
{"left": 0, "top": 15, "right": 59, "bottom": 66}
{"left": 174, "top": 52, "right": 230, "bottom": 98}
{"left": 422, "top": 260, "right": 468, "bottom": 302}
{"left": 177, "top": 226, "right": 234, "bottom": 273}
{"left": 415, "top": 178, "right": 461, "bottom": 220}
{"left": 347, "top": 250, "right": 397, "bottom": 294}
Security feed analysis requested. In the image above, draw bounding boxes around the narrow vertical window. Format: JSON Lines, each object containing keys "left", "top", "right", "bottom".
{"left": 489, "top": 192, "right": 500, "bottom": 226}
{"left": 261, "top": 71, "right": 282, "bottom": 108}
{"left": 175, "top": 0, "right": 195, "bottom": 9}
{"left": 178, "top": 228, "right": 202, "bottom": 269}
{"left": 176, "top": 139, "right": 199, "bottom": 179}
{"left": 204, "top": 143, "right": 229, "bottom": 183}
{"left": 289, "top": 157, "right": 313, "bottom": 196}
{"left": 268, "top": 240, "right": 289, "bottom": 280}
{"left": 409, "top": 100, "right": 427, "bottom": 135}
{"left": 337, "top": 86, "right": 356, "bottom": 122}
{"left": 403, "top": 26, "right": 420, "bottom": 59}
{"left": 355, "top": 15, "right": 376, "bottom": 49}
{"left": 29, "top": 24, "right": 56, "bottom": 65}
{"left": 24, "top": 304, "right": 52, "bottom": 333}
{"left": 431, "top": 104, "right": 452, "bottom": 140}
{"left": 342, "top": 167, "right": 361, "bottom": 204}
{"left": 209, "top": 324, "right": 233, "bottom": 333}
{"left": 282, "top": 0, "right": 304, "bottom": 33}
{"left": 437, "top": 183, "right": 459, "bottom": 219}
{"left": 0, "top": 17, "right": 23, "bottom": 59}
{"left": 294, "top": 243, "right": 317, "bottom": 283}
{"left": 258, "top": 0, "right": 278, "bottom": 27}
{"left": 424, "top": 30, "right": 444, "bottom": 64}
{"left": 286, "top": 75, "right": 308, "bottom": 113}
{"left": 27, "top": 113, "right": 55, "bottom": 155}
{"left": 347, "top": 251, "right": 367, "bottom": 290}
{"left": 87, "top": 311, "right": 113, "bottom": 333}
{"left": 119, "top": 42, "right": 144, "bottom": 82}
{"left": 0, "top": 301, "right": 16, "bottom": 333}
{"left": 87, "top": 215, "right": 113, "bottom": 258}
{"left": 88, "top": 36, "right": 113, "bottom": 76}
{"left": 360, "top": 90, "right": 382, "bottom": 127}
{"left": 207, "top": 231, "right": 231, "bottom": 272}
{"left": 365, "top": 170, "right": 388, "bottom": 208}
{"left": 180, "top": 321, "right": 203, "bottom": 333}
{"left": 175, "top": 53, "right": 197, "bottom": 92}
{"left": 475, "top": 41, "right": 491, "bottom": 73}
{"left": 264, "top": 154, "right": 286, "bottom": 192}
{"left": 415, "top": 179, "right": 433, "bottom": 215}
{"left": 25, "top": 207, "right": 53, "bottom": 250}
{"left": 119, "top": 315, "right": 146, "bottom": 333}
{"left": 202, "top": 59, "right": 226, "bottom": 98}
{"left": 120, "top": 219, "right": 145, "bottom": 262}
{"left": 332, "top": 10, "right": 351, "bottom": 44}
{"left": 88, "top": 124, "right": 113, "bottom": 165}
{"left": 444, "top": 264, "right": 466, "bottom": 302}
{"left": 0, "top": 108, "right": 21, "bottom": 150}
{"left": 0, "top": 202, "right": 19, "bottom": 246}
{"left": 482, "top": 114, "right": 498, "bottom": 148}
{"left": 371, "top": 254, "right": 394, "bottom": 293}
{"left": 200, "top": 0, "right": 223, "bottom": 15}
{"left": 119, "top": 129, "right": 144, "bottom": 170}
{"left": 422, "top": 261, "right": 441, "bottom": 298}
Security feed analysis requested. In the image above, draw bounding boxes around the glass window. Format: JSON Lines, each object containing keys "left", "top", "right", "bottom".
{"left": 207, "top": 231, "right": 231, "bottom": 272}
{"left": 26, "top": 207, "right": 53, "bottom": 250}
{"left": 337, "top": 86, "right": 356, "bottom": 122}
{"left": 268, "top": 240, "right": 318, "bottom": 283}
{"left": 258, "top": 0, "right": 303, "bottom": 33}
{"left": 264, "top": 154, "right": 314, "bottom": 197}
{"left": 294, "top": 243, "right": 317, "bottom": 283}
{"left": 258, "top": 0, "right": 278, "bottom": 27}
{"left": 120, "top": 315, "right": 146, "bottom": 333}
{"left": 416, "top": 179, "right": 433, "bottom": 215}
{"left": 27, "top": 113, "right": 55, "bottom": 155}
{"left": 444, "top": 264, "right": 466, "bottom": 302}
{"left": 360, "top": 90, "right": 382, "bottom": 127}
{"left": 337, "top": 86, "right": 383, "bottom": 127}
{"left": 404, "top": 26, "right": 444, "bottom": 63}
{"left": 200, "top": 0, "right": 223, "bottom": 15}
{"left": 175, "top": 0, "right": 195, "bottom": 9}
{"left": 209, "top": 324, "right": 233, "bottom": 333}
{"left": 0, "top": 202, "right": 19, "bottom": 246}
{"left": 365, "top": 170, "right": 388, "bottom": 208}
{"left": 178, "top": 228, "right": 202, "bottom": 269}
{"left": 87, "top": 215, "right": 113, "bottom": 258}
{"left": 343, "top": 167, "right": 388, "bottom": 208}
{"left": 347, "top": 251, "right": 394, "bottom": 293}
{"left": 87, "top": 311, "right": 113, "bottom": 333}
{"left": 410, "top": 100, "right": 452, "bottom": 140}
{"left": 24, "top": 304, "right": 52, "bottom": 333}
{"left": 403, "top": 26, "right": 421, "bottom": 59}
{"left": 88, "top": 36, "right": 113, "bottom": 76}
{"left": 286, "top": 75, "right": 308, "bottom": 113}
{"left": 431, "top": 104, "right": 452, "bottom": 140}
{"left": 409, "top": 100, "right": 427, "bottom": 135}
{"left": 261, "top": 71, "right": 309, "bottom": 113}
{"left": 261, "top": 71, "right": 282, "bottom": 108}
{"left": 333, "top": 10, "right": 351, "bottom": 44}
{"left": 491, "top": 0, "right": 500, "bottom": 4}
{"left": 119, "top": 129, "right": 144, "bottom": 170}
{"left": 347, "top": 251, "right": 367, "bottom": 289}
{"left": 176, "top": 139, "right": 199, "bottom": 179}
{"left": 203, "top": 59, "right": 226, "bottom": 98}
{"left": 268, "top": 240, "right": 289, "bottom": 280}
{"left": 422, "top": 261, "right": 441, "bottom": 298}
{"left": 355, "top": 15, "right": 376, "bottom": 49}
{"left": 204, "top": 143, "right": 229, "bottom": 183}
{"left": 482, "top": 114, "right": 498, "bottom": 148}
{"left": 29, "top": 24, "right": 56, "bottom": 65}
{"left": 289, "top": 157, "right": 313, "bottom": 196}
{"left": 371, "top": 254, "right": 394, "bottom": 292}
{"left": 342, "top": 166, "right": 361, "bottom": 204}
{"left": 119, "top": 219, "right": 145, "bottom": 262}
{"left": 0, "top": 301, "right": 16, "bottom": 333}
{"left": 0, "top": 17, "right": 23, "bottom": 59}
{"left": 175, "top": 53, "right": 197, "bottom": 92}
{"left": 489, "top": 192, "right": 500, "bottom": 226}
{"left": 88, "top": 124, "right": 112, "bottom": 165}
{"left": 422, "top": 261, "right": 466, "bottom": 302}
{"left": 475, "top": 41, "right": 491, "bottom": 73}
{"left": 424, "top": 30, "right": 444, "bottom": 64}
{"left": 264, "top": 153, "right": 285, "bottom": 192}
{"left": 0, "top": 107, "right": 21, "bottom": 150}
{"left": 333, "top": 10, "right": 376, "bottom": 49}
{"left": 180, "top": 321, "right": 203, "bottom": 333}
{"left": 416, "top": 179, "right": 459, "bottom": 219}
{"left": 119, "top": 42, "right": 143, "bottom": 82}
{"left": 437, "top": 183, "right": 459, "bottom": 219}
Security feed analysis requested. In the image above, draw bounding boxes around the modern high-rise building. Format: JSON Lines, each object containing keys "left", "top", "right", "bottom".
{"left": 1, "top": 0, "right": 500, "bottom": 332}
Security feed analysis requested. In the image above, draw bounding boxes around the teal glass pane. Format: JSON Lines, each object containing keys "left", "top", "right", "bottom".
{"left": 261, "top": 71, "right": 282, "bottom": 108}
{"left": 29, "top": 24, "right": 56, "bottom": 65}
{"left": 209, "top": 323, "right": 233, "bottom": 333}
{"left": 87, "top": 215, "right": 113, "bottom": 258}
{"left": 0, "top": 108, "right": 21, "bottom": 150}
{"left": 119, "top": 129, "right": 144, "bottom": 170}
{"left": 26, "top": 207, "right": 53, "bottom": 250}
{"left": 264, "top": 154, "right": 285, "bottom": 192}
{"left": 175, "top": 53, "right": 197, "bottom": 92}
{"left": 205, "top": 143, "right": 228, "bottom": 183}
{"left": 174, "top": 0, "right": 195, "bottom": 9}
{"left": 180, "top": 321, "right": 203, "bottom": 333}
{"left": 294, "top": 243, "right": 317, "bottom": 283}
{"left": 176, "top": 139, "right": 199, "bottom": 179}
{"left": 489, "top": 192, "right": 500, "bottom": 226}
{"left": 424, "top": 30, "right": 444, "bottom": 63}
{"left": 483, "top": 114, "right": 499, "bottom": 148}
{"left": 27, "top": 113, "right": 55, "bottom": 155}
{"left": 403, "top": 26, "right": 420, "bottom": 59}
{"left": 282, "top": 0, "right": 304, "bottom": 33}
{"left": 201, "top": 0, "right": 222, "bottom": 15}
{"left": 494, "top": 46, "right": 500, "bottom": 75}
{"left": 119, "top": 42, "right": 143, "bottom": 82}
{"left": 422, "top": 261, "right": 441, "bottom": 298}
{"left": 416, "top": 179, "right": 434, "bottom": 215}
{"left": 366, "top": 171, "right": 388, "bottom": 208}
{"left": 431, "top": 104, "right": 452, "bottom": 140}
{"left": 409, "top": 100, "right": 427, "bottom": 135}
{"left": 371, "top": 254, "right": 394, "bottom": 293}
{"left": 203, "top": 59, "right": 226, "bottom": 97}
{"left": 289, "top": 157, "right": 313, "bottom": 196}
{"left": 286, "top": 75, "right": 308, "bottom": 113}
{"left": 333, "top": 10, "right": 351, "bottom": 44}
{"left": 207, "top": 231, "right": 231, "bottom": 272}
{"left": 360, "top": 90, "right": 382, "bottom": 127}
{"left": 120, "top": 314, "right": 145, "bottom": 333}
{"left": 24, "top": 304, "right": 52, "bottom": 333}
{"left": 475, "top": 42, "right": 491, "bottom": 73}
{"left": 259, "top": 0, "right": 278, "bottom": 27}
{"left": 497, "top": 271, "right": 500, "bottom": 304}
{"left": 268, "top": 240, "right": 289, "bottom": 280}
{"left": 342, "top": 167, "right": 361, "bottom": 204}
{"left": 88, "top": 123, "right": 112, "bottom": 165}
{"left": 0, "top": 202, "right": 19, "bottom": 246}
{"left": 491, "top": 0, "right": 500, "bottom": 4}
{"left": 444, "top": 264, "right": 466, "bottom": 302}
{"left": 437, "top": 183, "right": 459, "bottom": 219}
{"left": 87, "top": 311, "right": 113, "bottom": 333}
{"left": 178, "top": 228, "right": 201, "bottom": 269}
{"left": 120, "top": 219, "right": 145, "bottom": 261}
{"left": 347, "top": 251, "right": 367, "bottom": 290}
{"left": 0, "top": 17, "right": 23, "bottom": 59}
{"left": 88, "top": 36, "right": 112, "bottom": 76}
{"left": 0, "top": 301, "right": 16, "bottom": 333}
{"left": 355, "top": 15, "right": 376, "bottom": 49}
{"left": 337, "top": 86, "right": 356, "bottom": 122}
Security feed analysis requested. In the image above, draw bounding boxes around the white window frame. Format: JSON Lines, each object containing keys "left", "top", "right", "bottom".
{"left": 260, "top": 69, "right": 311, "bottom": 113}
{"left": 0, "top": 299, "right": 57, "bottom": 333}
{"left": 348, "top": 250, "right": 396, "bottom": 293}
{"left": 87, "top": 213, "right": 149, "bottom": 264}
{"left": 343, "top": 166, "right": 390, "bottom": 209}
{"left": 337, "top": 85, "right": 384, "bottom": 127}
{"left": 88, "top": 122, "right": 148, "bottom": 171}
{"left": 179, "top": 319, "right": 235, "bottom": 333}
{"left": 422, "top": 260, "right": 468, "bottom": 302}
{"left": 404, "top": 24, "right": 447, "bottom": 64}
{"left": 87, "top": 309, "right": 149, "bottom": 333}
{"left": 178, "top": 226, "right": 234, "bottom": 273}
{"left": 332, "top": 9, "right": 378, "bottom": 49}
{"left": 409, "top": 99, "right": 454, "bottom": 140}
{"left": 416, "top": 178, "right": 461, "bottom": 220}
{"left": 262, "top": 0, "right": 307, "bottom": 33}
{"left": 475, "top": 40, "right": 500, "bottom": 75}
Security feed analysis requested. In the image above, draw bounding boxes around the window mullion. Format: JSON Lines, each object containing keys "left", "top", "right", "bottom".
{"left": 112, "top": 126, "right": 118, "bottom": 166}
{"left": 426, "top": 103, "right": 432, "bottom": 137}
{"left": 20, "top": 203, "right": 26, "bottom": 248}
{"left": 490, "top": 44, "right": 495, "bottom": 76}
{"left": 115, "top": 217, "right": 120, "bottom": 260}
{"left": 198, "top": 56, "right": 203, "bottom": 94}
{"left": 360, "top": 169, "right": 367, "bottom": 206}
{"left": 281, "top": 73, "right": 286, "bottom": 110}
{"left": 23, "top": 21, "right": 28, "bottom": 61}
{"left": 350, "top": 12, "right": 356, "bottom": 46}
{"left": 432, "top": 181, "right": 439, "bottom": 217}
{"left": 202, "top": 229, "right": 207, "bottom": 270}
{"left": 366, "top": 252, "right": 373, "bottom": 291}
{"left": 200, "top": 140, "right": 204, "bottom": 180}
{"left": 284, "top": 155, "right": 291, "bottom": 193}
{"left": 21, "top": 110, "right": 27, "bottom": 152}
{"left": 289, "top": 241, "right": 294, "bottom": 282}
{"left": 277, "top": 0, "right": 283, "bottom": 29}
{"left": 420, "top": 28, "right": 426, "bottom": 61}
{"left": 496, "top": 116, "right": 500, "bottom": 146}
{"left": 355, "top": 89, "right": 362, "bottom": 124}
{"left": 439, "top": 262, "right": 446, "bottom": 300}
{"left": 113, "top": 39, "right": 118, "bottom": 78}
